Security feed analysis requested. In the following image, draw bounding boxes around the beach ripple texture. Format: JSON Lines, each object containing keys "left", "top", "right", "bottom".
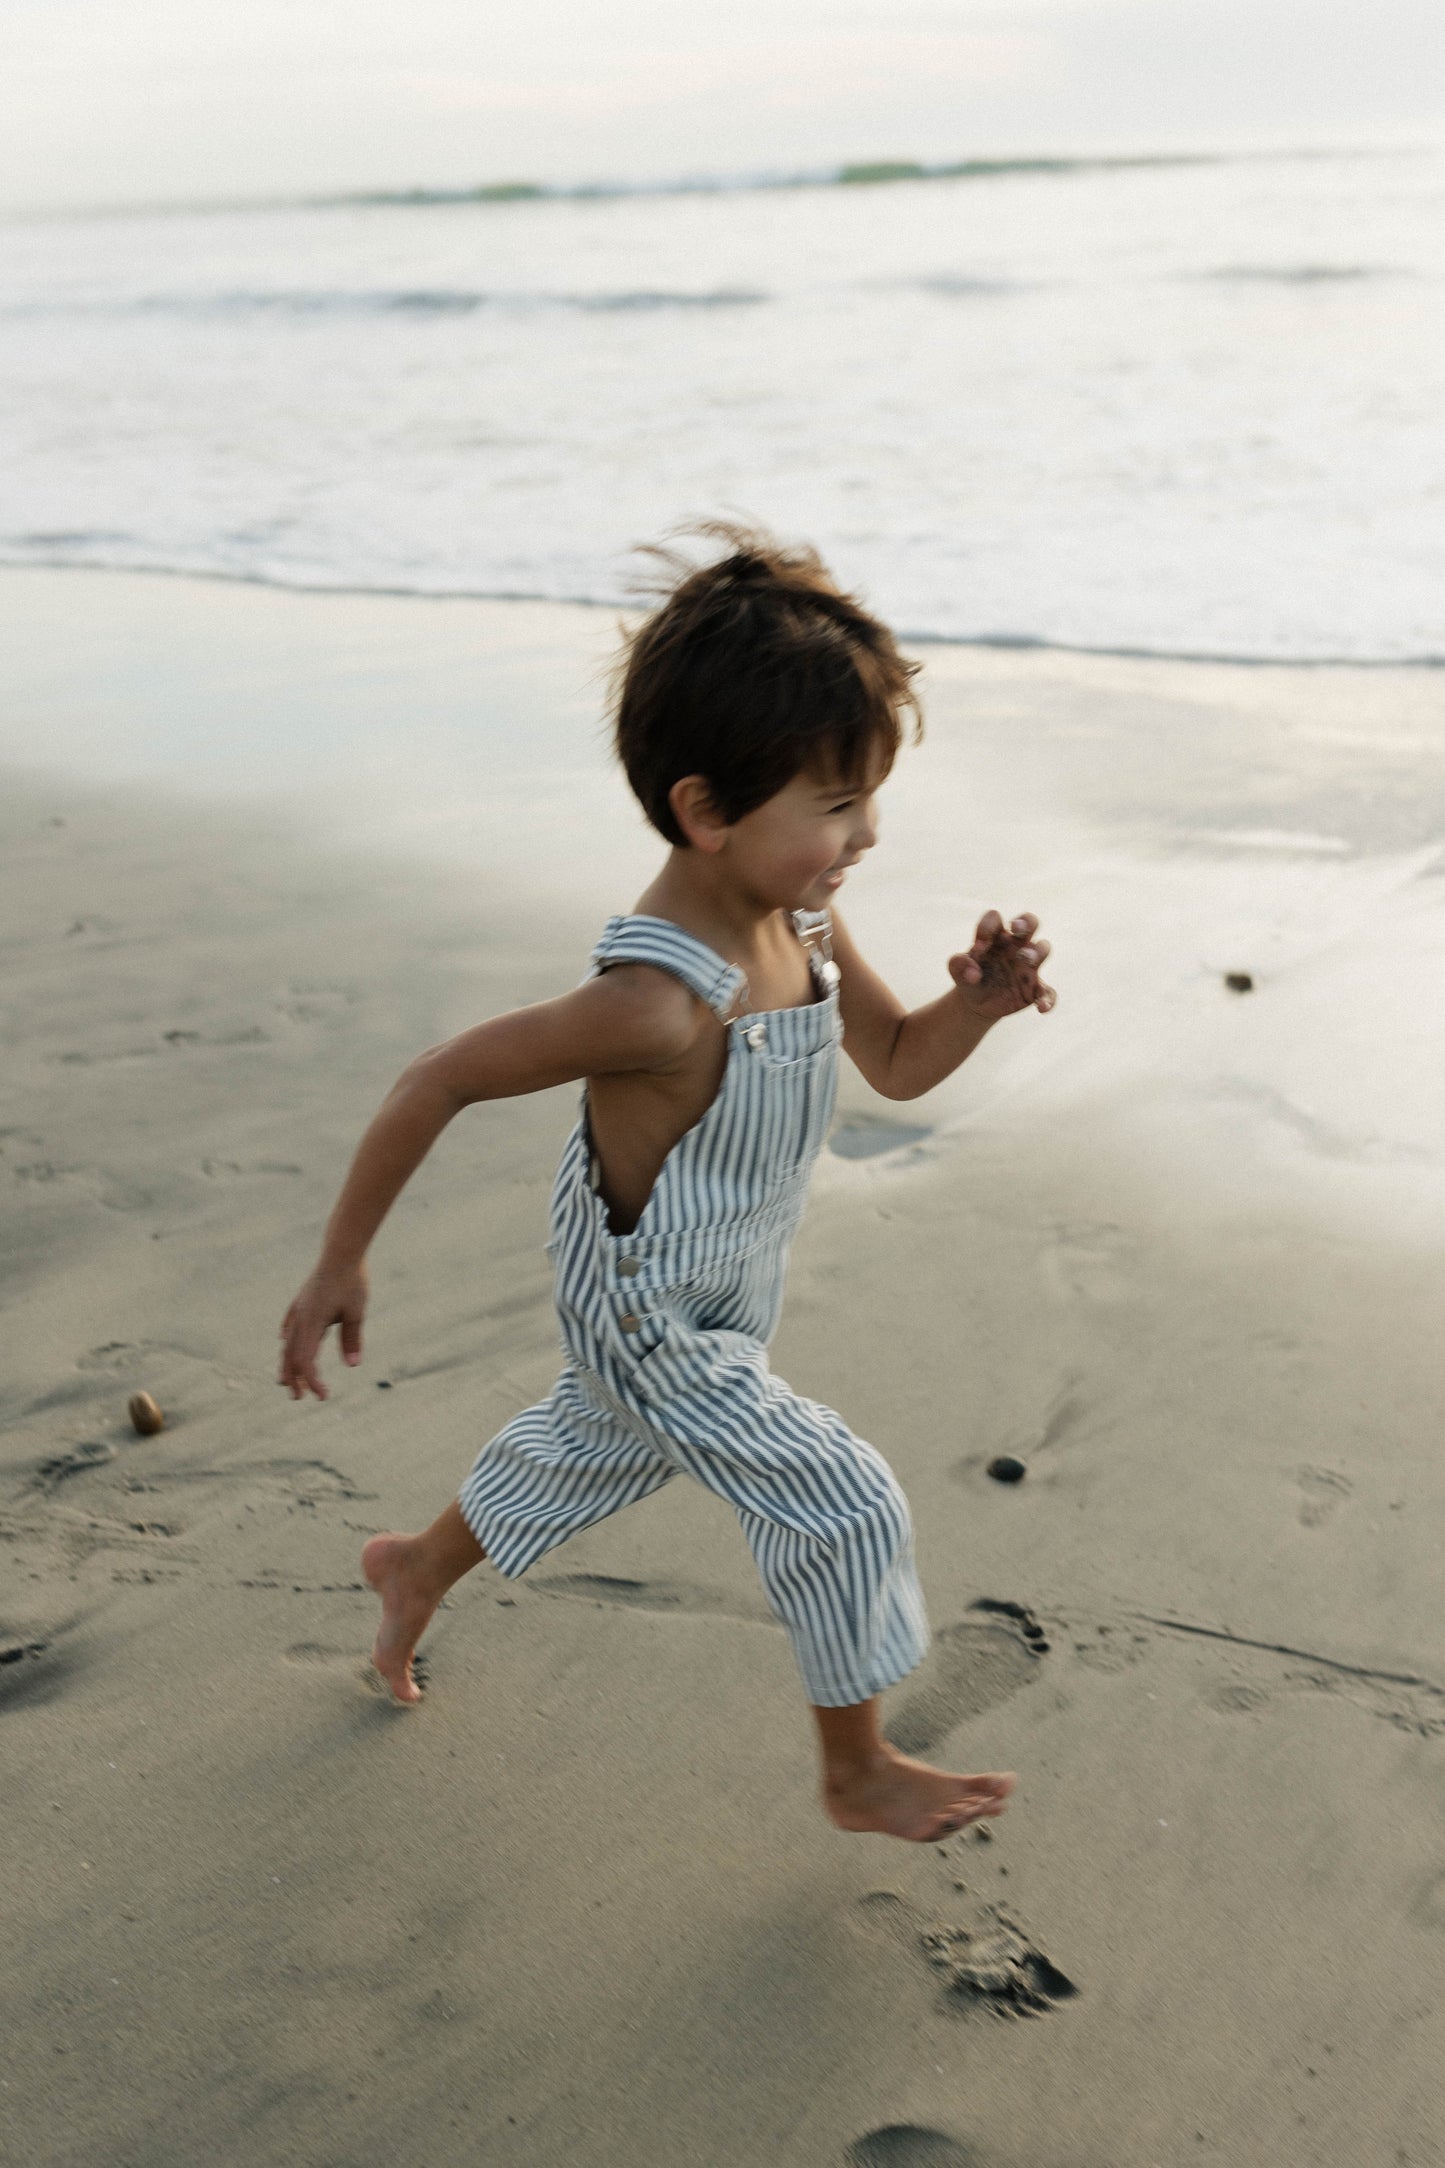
{"left": 1, "top": 146, "right": 1441, "bottom": 662}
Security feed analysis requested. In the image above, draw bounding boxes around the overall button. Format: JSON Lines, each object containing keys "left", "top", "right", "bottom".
{"left": 618, "top": 1257, "right": 640, "bottom": 1277}
{"left": 619, "top": 1313, "right": 641, "bottom": 1334}
{"left": 745, "top": 1023, "right": 767, "bottom": 1049}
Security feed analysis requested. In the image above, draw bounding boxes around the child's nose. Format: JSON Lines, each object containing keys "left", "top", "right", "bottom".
{"left": 851, "top": 802, "right": 879, "bottom": 852}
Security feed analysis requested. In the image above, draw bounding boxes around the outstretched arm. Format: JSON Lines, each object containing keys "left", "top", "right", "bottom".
{"left": 832, "top": 908, "right": 1055, "bottom": 1102}
{"left": 277, "top": 967, "right": 700, "bottom": 1399}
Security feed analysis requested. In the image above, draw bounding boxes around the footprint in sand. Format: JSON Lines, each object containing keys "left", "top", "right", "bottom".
{"left": 528, "top": 1570, "right": 776, "bottom": 1626}
{"left": 142, "top": 1457, "right": 367, "bottom": 1507}
{"left": 1295, "top": 1465, "right": 1353, "bottom": 1528}
{"left": 48, "top": 1046, "right": 160, "bottom": 1068}
{"left": 1070, "top": 1622, "right": 1148, "bottom": 1675}
{"left": 1202, "top": 1681, "right": 1271, "bottom": 1715}
{"left": 1043, "top": 1220, "right": 1132, "bottom": 1304}
{"left": 1141, "top": 1614, "right": 1445, "bottom": 1739}
{"left": 1, "top": 1636, "right": 49, "bottom": 1683}
{"left": 74, "top": 1336, "right": 222, "bottom": 1381}
{"left": 282, "top": 1642, "right": 399, "bottom": 1697}
{"left": 9, "top": 1161, "right": 142, "bottom": 1211}
{"left": 32, "top": 1440, "right": 117, "bottom": 1488}
{"left": 886, "top": 1610, "right": 1044, "bottom": 1755}
{"left": 856, "top": 1888, "right": 1077, "bottom": 2024}
{"left": 277, "top": 980, "right": 362, "bottom": 1025}
{"left": 829, "top": 1115, "right": 932, "bottom": 1161}
{"left": 846, "top": 2129, "right": 981, "bottom": 2167}
{"left": 0, "top": 1623, "right": 80, "bottom": 1712}
{"left": 920, "top": 1911, "right": 1079, "bottom": 2019}
{"left": 1285, "top": 1664, "right": 1445, "bottom": 1739}
{"left": 200, "top": 1158, "right": 303, "bottom": 1180}
{"left": 75, "top": 1341, "right": 139, "bottom": 1373}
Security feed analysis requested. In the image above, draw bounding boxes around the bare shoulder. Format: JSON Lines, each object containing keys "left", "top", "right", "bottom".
{"left": 579, "top": 962, "right": 711, "bottom": 1071}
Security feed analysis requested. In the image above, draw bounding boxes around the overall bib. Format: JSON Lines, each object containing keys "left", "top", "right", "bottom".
{"left": 459, "top": 912, "right": 929, "bottom": 1706}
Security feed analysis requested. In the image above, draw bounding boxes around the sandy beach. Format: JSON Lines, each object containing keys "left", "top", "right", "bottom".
{"left": 3, "top": 569, "right": 1443, "bottom": 2167}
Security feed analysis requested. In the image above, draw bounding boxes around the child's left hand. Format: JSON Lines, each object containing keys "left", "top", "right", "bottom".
{"left": 948, "top": 910, "right": 1056, "bottom": 1020}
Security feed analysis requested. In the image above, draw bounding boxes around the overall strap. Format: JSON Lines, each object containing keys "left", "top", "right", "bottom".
{"left": 588, "top": 915, "right": 747, "bottom": 1024}
{"left": 793, "top": 908, "right": 840, "bottom": 991}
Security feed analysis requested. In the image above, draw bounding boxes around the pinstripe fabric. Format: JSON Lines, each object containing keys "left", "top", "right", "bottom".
{"left": 458, "top": 912, "right": 930, "bottom": 1706}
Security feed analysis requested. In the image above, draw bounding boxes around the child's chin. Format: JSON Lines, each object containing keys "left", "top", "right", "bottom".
{"left": 784, "top": 870, "right": 845, "bottom": 910}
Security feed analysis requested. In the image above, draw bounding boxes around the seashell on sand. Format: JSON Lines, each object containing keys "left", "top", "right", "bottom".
{"left": 127, "top": 1391, "right": 164, "bottom": 1436}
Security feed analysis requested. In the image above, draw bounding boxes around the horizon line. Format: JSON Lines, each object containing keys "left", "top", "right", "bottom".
{"left": 0, "top": 137, "right": 1427, "bottom": 228}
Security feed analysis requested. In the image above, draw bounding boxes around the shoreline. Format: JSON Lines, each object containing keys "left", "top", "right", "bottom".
{"left": 3, "top": 569, "right": 1443, "bottom": 2165}
{"left": 3, "top": 558, "right": 1441, "bottom": 669}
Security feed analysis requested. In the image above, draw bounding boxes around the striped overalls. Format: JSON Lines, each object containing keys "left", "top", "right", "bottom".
{"left": 458, "top": 912, "right": 930, "bottom": 1706}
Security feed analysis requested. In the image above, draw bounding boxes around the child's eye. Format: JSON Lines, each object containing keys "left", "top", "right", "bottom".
{"left": 828, "top": 799, "right": 855, "bottom": 814}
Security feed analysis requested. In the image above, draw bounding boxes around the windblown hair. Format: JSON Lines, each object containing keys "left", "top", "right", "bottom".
{"left": 611, "top": 523, "right": 922, "bottom": 846}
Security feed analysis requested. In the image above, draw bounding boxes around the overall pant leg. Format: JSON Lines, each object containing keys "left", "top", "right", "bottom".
{"left": 459, "top": 1365, "right": 675, "bottom": 1577}
{"left": 632, "top": 1334, "right": 930, "bottom": 1706}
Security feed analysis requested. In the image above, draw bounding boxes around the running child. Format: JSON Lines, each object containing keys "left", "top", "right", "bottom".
{"left": 278, "top": 527, "right": 1055, "bottom": 1843}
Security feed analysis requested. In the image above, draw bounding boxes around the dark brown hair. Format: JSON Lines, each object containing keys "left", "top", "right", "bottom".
{"left": 611, "top": 523, "right": 922, "bottom": 846}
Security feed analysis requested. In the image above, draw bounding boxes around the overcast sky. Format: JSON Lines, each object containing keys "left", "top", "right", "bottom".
{"left": 4, "top": 0, "right": 1440, "bottom": 213}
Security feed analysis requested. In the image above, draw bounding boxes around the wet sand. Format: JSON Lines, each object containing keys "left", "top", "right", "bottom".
{"left": 3, "top": 571, "right": 1443, "bottom": 2167}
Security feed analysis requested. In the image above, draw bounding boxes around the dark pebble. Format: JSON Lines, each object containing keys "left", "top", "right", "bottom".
{"left": 986, "top": 1456, "right": 1027, "bottom": 1484}
{"left": 1224, "top": 972, "right": 1254, "bottom": 993}
{"left": 376, "top": 1379, "right": 392, "bottom": 1389}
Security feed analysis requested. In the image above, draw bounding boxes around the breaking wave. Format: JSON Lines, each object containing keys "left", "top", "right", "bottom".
{"left": 1, "top": 285, "right": 770, "bottom": 320}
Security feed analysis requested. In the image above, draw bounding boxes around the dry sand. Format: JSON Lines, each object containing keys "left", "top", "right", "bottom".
{"left": 3, "top": 572, "right": 1443, "bottom": 2167}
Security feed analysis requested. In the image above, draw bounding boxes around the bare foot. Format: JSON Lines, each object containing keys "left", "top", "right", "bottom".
{"left": 362, "top": 1533, "right": 441, "bottom": 1704}
{"left": 823, "top": 1748, "right": 1015, "bottom": 1842}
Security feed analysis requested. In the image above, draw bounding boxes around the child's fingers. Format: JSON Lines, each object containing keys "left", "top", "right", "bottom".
{"left": 340, "top": 1312, "right": 364, "bottom": 1367}
{"left": 1035, "top": 982, "right": 1057, "bottom": 1013}
{"left": 295, "top": 1341, "right": 329, "bottom": 1400}
{"left": 1009, "top": 913, "right": 1039, "bottom": 942}
{"left": 279, "top": 1320, "right": 329, "bottom": 1400}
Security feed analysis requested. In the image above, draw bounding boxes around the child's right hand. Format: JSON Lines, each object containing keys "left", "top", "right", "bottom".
{"left": 278, "top": 1262, "right": 369, "bottom": 1401}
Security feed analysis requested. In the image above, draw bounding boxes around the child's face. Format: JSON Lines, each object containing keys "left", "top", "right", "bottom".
{"left": 726, "top": 750, "right": 886, "bottom": 912}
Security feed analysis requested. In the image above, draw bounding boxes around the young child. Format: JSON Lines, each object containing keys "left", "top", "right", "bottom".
{"left": 279, "top": 528, "right": 1054, "bottom": 1844}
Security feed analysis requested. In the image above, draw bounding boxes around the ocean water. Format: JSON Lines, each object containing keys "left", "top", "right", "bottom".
{"left": 2, "top": 146, "right": 1442, "bottom": 662}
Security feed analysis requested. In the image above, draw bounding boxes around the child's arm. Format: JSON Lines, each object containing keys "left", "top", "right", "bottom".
{"left": 278, "top": 969, "right": 701, "bottom": 1400}
{"left": 831, "top": 908, "right": 1054, "bottom": 1102}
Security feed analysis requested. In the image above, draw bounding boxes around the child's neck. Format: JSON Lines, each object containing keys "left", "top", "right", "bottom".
{"left": 634, "top": 849, "right": 794, "bottom": 969}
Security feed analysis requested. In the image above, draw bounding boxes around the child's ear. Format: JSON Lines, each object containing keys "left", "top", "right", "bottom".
{"left": 668, "top": 775, "right": 730, "bottom": 854}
